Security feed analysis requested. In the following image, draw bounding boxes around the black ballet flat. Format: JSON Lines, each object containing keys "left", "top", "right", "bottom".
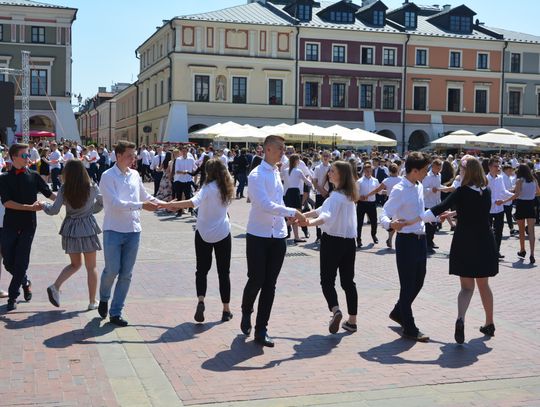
{"left": 517, "top": 250, "right": 526, "bottom": 259}
{"left": 479, "top": 323, "right": 495, "bottom": 337}
{"left": 454, "top": 318, "right": 465, "bottom": 344}
{"left": 530, "top": 255, "right": 536, "bottom": 264}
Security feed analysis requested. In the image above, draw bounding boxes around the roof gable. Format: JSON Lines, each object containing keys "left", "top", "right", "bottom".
{"left": 356, "top": 0, "right": 388, "bottom": 27}
{"left": 317, "top": 0, "right": 360, "bottom": 24}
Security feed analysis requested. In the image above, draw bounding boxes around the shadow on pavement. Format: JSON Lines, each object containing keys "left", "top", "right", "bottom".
{"left": 0, "top": 309, "right": 84, "bottom": 328}
{"left": 43, "top": 317, "right": 116, "bottom": 348}
{"left": 201, "top": 334, "right": 265, "bottom": 372}
{"left": 511, "top": 259, "right": 536, "bottom": 269}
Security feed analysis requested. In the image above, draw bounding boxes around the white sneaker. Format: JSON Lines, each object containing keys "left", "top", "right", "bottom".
{"left": 47, "top": 285, "right": 60, "bottom": 307}
{"left": 87, "top": 302, "right": 98, "bottom": 311}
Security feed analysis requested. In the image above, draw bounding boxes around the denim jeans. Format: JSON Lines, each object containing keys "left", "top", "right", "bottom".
{"left": 99, "top": 230, "right": 141, "bottom": 317}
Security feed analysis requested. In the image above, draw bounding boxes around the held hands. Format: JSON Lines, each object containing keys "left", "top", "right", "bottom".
{"left": 142, "top": 201, "right": 159, "bottom": 212}
{"left": 287, "top": 210, "right": 307, "bottom": 226}
{"left": 158, "top": 200, "right": 182, "bottom": 211}
{"left": 439, "top": 210, "right": 456, "bottom": 221}
{"left": 32, "top": 201, "right": 43, "bottom": 212}
{"left": 495, "top": 200, "right": 504, "bottom": 206}
{"left": 432, "top": 187, "right": 439, "bottom": 193}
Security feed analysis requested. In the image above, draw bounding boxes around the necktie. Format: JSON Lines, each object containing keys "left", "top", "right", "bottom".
{"left": 159, "top": 155, "right": 162, "bottom": 166}
{"left": 15, "top": 168, "right": 27, "bottom": 175}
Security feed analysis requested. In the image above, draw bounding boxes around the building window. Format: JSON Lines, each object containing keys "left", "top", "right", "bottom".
{"left": 269, "top": 79, "right": 283, "bottom": 105}
{"left": 232, "top": 77, "right": 247, "bottom": 104}
{"left": 510, "top": 53, "right": 521, "bottom": 73}
{"left": 477, "top": 53, "right": 488, "bottom": 69}
{"left": 382, "top": 85, "right": 395, "bottom": 110}
{"left": 31, "top": 26, "right": 45, "bottom": 43}
{"left": 194, "top": 75, "right": 210, "bottom": 102}
{"left": 404, "top": 11, "right": 416, "bottom": 28}
{"left": 305, "top": 82, "right": 319, "bottom": 107}
{"left": 139, "top": 91, "right": 143, "bottom": 111}
{"left": 333, "top": 45, "right": 346, "bottom": 63}
{"left": 298, "top": 4, "right": 311, "bottom": 21}
{"left": 154, "top": 83, "right": 158, "bottom": 106}
{"left": 538, "top": 93, "right": 540, "bottom": 116}
{"left": 360, "top": 84, "right": 373, "bottom": 109}
{"left": 447, "top": 88, "right": 461, "bottom": 112}
{"left": 332, "top": 83, "right": 346, "bottom": 108}
{"left": 30, "top": 69, "right": 47, "bottom": 96}
{"left": 475, "top": 89, "right": 487, "bottom": 113}
{"left": 160, "top": 80, "right": 164, "bottom": 104}
{"left": 330, "top": 11, "right": 354, "bottom": 23}
{"left": 450, "top": 15, "right": 471, "bottom": 33}
{"left": 383, "top": 48, "right": 396, "bottom": 66}
{"left": 416, "top": 49, "right": 427, "bottom": 66}
{"left": 373, "top": 10, "right": 385, "bottom": 26}
{"left": 413, "top": 86, "right": 427, "bottom": 111}
{"left": 305, "top": 43, "right": 319, "bottom": 61}
{"left": 146, "top": 88, "right": 149, "bottom": 110}
{"left": 361, "top": 47, "right": 374, "bottom": 64}
{"left": 0, "top": 25, "right": 3, "bottom": 42}
{"left": 509, "top": 91, "right": 521, "bottom": 115}
{"left": 450, "top": 51, "right": 461, "bottom": 68}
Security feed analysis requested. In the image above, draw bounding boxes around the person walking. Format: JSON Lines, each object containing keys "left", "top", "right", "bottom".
{"left": 301, "top": 161, "right": 359, "bottom": 334}
{"left": 240, "top": 135, "right": 306, "bottom": 347}
{"left": 48, "top": 141, "right": 63, "bottom": 191}
{"left": 501, "top": 164, "right": 516, "bottom": 236}
{"left": 150, "top": 146, "right": 166, "bottom": 196}
{"left": 97, "top": 141, "right": 162, "bottom": 326}
{"left": 161, "top": 158, "right": 235, "bottom": 323}
{"left": 356, "top": 163, "right": 380, "bottom": 247}
{"left": 173, "top": 146, "right": 196, "bottom": 217}
{"left": 42, "top": 159, "right": 103, "bottom": 310}
{"left": 312, "top": 151, "right": 332, "bottom": 243}
{"left": 0, "top": 200, "right": 8, "bottom": 298}
{"left": 422, "top": 159, "right": 442, "bottom": 253}
{"left": 514, "top": 164, "right": 540, "bottom": 264}
{"left": 282, "top": 154, "right": 312, "bottom": 243}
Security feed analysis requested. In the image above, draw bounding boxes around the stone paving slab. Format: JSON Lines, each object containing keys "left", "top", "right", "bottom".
{"left": 0, "top": 185, "right": 539, "bottom": 406}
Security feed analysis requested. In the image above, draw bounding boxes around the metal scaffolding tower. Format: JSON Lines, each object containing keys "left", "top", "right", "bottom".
{"left": 0, "top": 50, "right": 31, "bottom": 144}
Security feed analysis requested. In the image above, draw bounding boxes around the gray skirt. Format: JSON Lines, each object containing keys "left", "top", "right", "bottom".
{"left": 62, "top": 235, "right": 102, "bottom": 254}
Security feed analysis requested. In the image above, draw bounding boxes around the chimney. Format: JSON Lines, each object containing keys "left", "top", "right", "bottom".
{"left": 98, "top": 87, "right": 106, "bottom": 93}
{"left": 443, "top": 4, "right": 451, "bottom": 10}
{"left": 433, "top": 4, "right": 440, "bottom": 9}
{"left": 247, "top": 0, "right": 266, "bottom": 4}
{"left": 362, "top": 0, "right": 377, "bottom": 6}
{"left": 403, "top": 0, "right": 409, "bottom": 4}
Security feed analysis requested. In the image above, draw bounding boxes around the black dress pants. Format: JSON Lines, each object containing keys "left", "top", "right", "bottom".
{"left": 489, "top": 212, "right": 504, "bottom": 254}
{"left": 425, "top": 207, "right": 437, "bottom": 248}
{"left": 241, "top": 234, "right": 286, "bottom": 334}
{"left": 1, "top": 226, "right": 35, "bottom": 301}
{"left": 356, "top": 201, "right": 377, "bottom": 243}
{"left": 314, "top": 195, "right": 327, "bottom": 240}
{"left": 173, "top": 181, "right": 193, "bottom": 201}
{"left": 391, "top": 233, "right": 427, "bottom": 336}
{"left": 320, "top": 233, "right": 357, "bottom": 316}
{"left": 51, "top": 168, "right": 62, "bottom": 191}
{"left": 503, "top": 205, "right": 514, "bottom": 231}
{"left": 194, "top": 231, "right": 231, "bottom": 303}
{"left": 153, "top": 171, "right": 163, "bottom": 196}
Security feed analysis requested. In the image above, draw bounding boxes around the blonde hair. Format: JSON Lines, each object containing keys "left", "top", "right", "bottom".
{"left": 461, "top": 157, "right": 488, "bottom": 188}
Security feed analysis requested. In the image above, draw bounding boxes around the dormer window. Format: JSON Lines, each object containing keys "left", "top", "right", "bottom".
{"left": 298, "top": 4, "right": 312, "bottom": 21}
{"left": 450, "top": 15, "right": 472, "bottom": 33}
{"left": 373, "top": 10, "right": 385, "bottom": 26}
{"left": 404, "top": 11, "right": 416, "bottom": 29}
{"left": 330, "top": 11, "right": 354, "bottom": 23}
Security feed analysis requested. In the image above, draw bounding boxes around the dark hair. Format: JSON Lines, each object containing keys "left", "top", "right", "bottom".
{"left": 516, "top": 163, "right": 534, "bottom": 182}
{"left": 263, "top": 135, "right": 285, "bottom": 148}
{"left": 9, "top": 143, "right": 28, "bottom": 159}
{"left": 115, "top": 140, "right": 136, "bottom": 156}
{"left": 488, "top": 157, "right": 500, "bottom": 167}
{"left": 162, "top": 151, "right": 172, "bottom": 170}
{"left": 405, "top": 152, "right": 430, "bottom": 174}
{"left": 204, "top": 158, "right": 235, "bottom": 205}
{"left": 432, "top": 159, "right": 442, "bottom": 167}
{"left": 332, "top": 161, "right": 359, "bottom": 202}
{"left": 389, "top": 163, "right": 399, "bottom": 175}
{"left": 62, "top": 159, "right": 91, "bottom": 209}
{"left": 288, "top": 154, "right": 300, "bottom": 175}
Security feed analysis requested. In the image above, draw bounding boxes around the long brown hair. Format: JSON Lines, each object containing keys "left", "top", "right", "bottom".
{"left": 332, "top": 161, "right": 359, "bottom": 202}
{"left": 288, "top": 154, "right": 300, "bottom": 175}
{"left": 204, "top": 158, "right": 235, "bottom": 205}
{"left": 460, "top": 157, "right": 487, "bottom": 188}
{"left": 62, "top": 159, "right": 91, "bottom": 209}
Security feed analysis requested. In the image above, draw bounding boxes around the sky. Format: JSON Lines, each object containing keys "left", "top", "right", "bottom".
{"left": 44, "top": 0, "right": 540, "bottom": 103}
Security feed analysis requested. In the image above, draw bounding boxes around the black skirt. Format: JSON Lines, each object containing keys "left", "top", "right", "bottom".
{"left": 515, "top": 199, "right": 536, "bottom": 220}
{"left": 284, "top": 188, "right": 302, "bottom": 209}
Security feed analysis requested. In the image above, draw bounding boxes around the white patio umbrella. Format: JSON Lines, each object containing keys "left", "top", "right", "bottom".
{"left": 214, "top": 124, "right": 267, "bottom": 143}
{"left": 467, "top": 128, "right": 536, "bottom": 151}
{"left": 189, "top": 121, "right": 242, "bottom": 139}
{"left": 431, "top": 129, "right": 476, "bottom": 149}
{"left": 276, "top": 122, "right": 334, "bottom": 144}
{"left": 341, "top": 128, "right": 397, "bottom": 147}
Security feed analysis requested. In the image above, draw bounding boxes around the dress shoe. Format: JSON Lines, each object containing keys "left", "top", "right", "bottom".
{"left": 480, "top": 323, "right": 495, "bottom": 337}
{"left": 530, "top": 255, "right": 536, "bottom": 264}
{"left": 427, "top": 248, "right": 436, "bottom": 255}
{"left": 194, "top": 301, "right": 205, "bottom": 323}
{"left": 432, "top": 244, "right": 439, "bottom": 249}
{"left": 23, "top": 281, "right": 32, "bottom": 302}
{"left": 403, "top": 331, "right": 430, "bottom": 342}
{"left": 110, "top": 316, "right": 129, "bottom": 327}
{"left": 329, "top": 310, "right": 342, "bottom": 334}
{"left": 303, "top": 231, "right": 310, "bottom": 239}
{"left": 372, "top": 236, "right": 378, "bottom": 244}
{"left": 240, "top": 312, "right": 252, "bottom": 336}
{"left": 221, "top": 311, "right": 233, "bottom": 322}
{"left": 98, "top": 300, "right": 108, "bottom": 318}
{"left": 385, "top": 239, "right": 392, "bottom": 248}
{"left": 450, "top": 226, "right": 456, "bottom": 232}
{"left": 254, "top": 332, "right": 275, "bottom": 347}
{"left": 497, "top": 253, "right": 505, "bottom": 259}
{"left": 517, "top": 250, "right": 526, "bottom": 258}
{"left": 388, "top": 311, "right": 402, "bottom": 326}
{"left": 7, "top": 300, "right": 16, "bottom": 311}
{"left": 356, "top": 240, "right": 362, "bottom": 248}
{"left": 454, "top": 317, "right": 465, "bottom": 344}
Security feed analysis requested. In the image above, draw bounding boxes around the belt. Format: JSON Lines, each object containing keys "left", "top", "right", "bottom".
{"left": 398, "top": 233, "right": 425, "bottom": 239}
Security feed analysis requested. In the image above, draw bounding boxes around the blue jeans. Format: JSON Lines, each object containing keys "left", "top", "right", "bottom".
{"left": 99, "top": 231, "right": 140, "bottom": 317}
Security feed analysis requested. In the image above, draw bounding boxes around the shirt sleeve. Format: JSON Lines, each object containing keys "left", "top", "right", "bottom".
{"left": 314, "top": 194, "right": 336, "bottom": 224}
{"left": 249, "top": 171, "right": 296, "bottom": 218}
{"left": 100, "top": 173, "right": 143, "bottom": 211}
{"left": 379, "top": 187, "right": 402, "bottom": 230}
{"left": 0, "top": 175, "right": 12, "bottom": 204}
{"left": 138, "top": 174, "right": 156, "bottom": 203}
{"left": 36, "top": 173, "right": 53, "bottom": 198}
{"left": 429, "top": 188, "right": 459, "bottom": 217}
{"left": 42, "top": 187, "right": 64, "bottom": 215}
{"left": 92, "top": 185, "right": 104, "bottom": 214}
{"left": 190, "top": 185, "right": 207, "bottom": 209}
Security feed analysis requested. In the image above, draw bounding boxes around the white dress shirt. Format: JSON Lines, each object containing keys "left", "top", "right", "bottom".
{"left": 282, "top": 167, "right": 312, "bottom": 191}
{"left": 29, "top": 147, "right": 40, "bottom": 163}
{"left": 140, "top": 149, "right": 151, "bottom": 165}
{"left": 110, "top": 151, "right": 116, "bottom": 163}
{"left": 191, "top": 181, "right": 230, "bottom": 243}
{"left": 100, "top": 165, "right": 156, "bottom": 233}
{"left": 380, "top": 177, "right": 426, "bottom": 235}
{"left": 150, "top": 153, "right": 165, "bottom": 171}
{"left": 313, "top": 163, "right": 331, "bottom": 195}
{"left": 173, "top": 157, "right": 196, "bottom": 182}
{"left": 422, "top": 170, "right": 441, "bottom": 209}
{"left": 282, "top": 158, "right": 313, "bottom": 178}
{"left": 502, "top": 173, "right": 516, "bottom": 206}
{"left": 382, "top": 176, "right": 401, "bottom": 195}
{"left": 357, "top": 176, "right": 379, "bottom": 202}
{"left": 247, "top": 160, "right": 296, "bottom": 238}
{"left": 63, "top": 151, "right": 74, "bottom": 162}
{"left": 48, "top": 150, "right": 62, "bottom": 169}
{"left": 87, "top": 150, "right": 99, "bottom": 164}
{"left": 487, "top": 174, "right": 514, "bottom": 214}
{"left": 0, "top": 201, "right": 4, "bottom": 228}
{"left": 316, "top": 191, "right": 357, "bottom": 239}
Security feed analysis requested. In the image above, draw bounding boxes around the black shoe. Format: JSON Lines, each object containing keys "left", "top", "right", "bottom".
{"left": 498, "top": 253, "right": 505, "bottom": 259}
{"left": 240, "top": 312, "right": 252, "bottom": 336}
{"left": 385, "top": 239, "right": 392, "bottom": 248}
{"left": 98, "top": 301, "right": 108, "bottom": 318}
{"left": 254, "top": 332, "right": 275, "bottom": 347}
{"left": 23, "top": 281, "right": 32, "bottom": 302}
{"left": 110, "top": 316, "right": 129, "bottom": 327}
{"left": 356, "top": 240, "right": 362, "bottom": 248}
{"left": 454, "top": 318, "right": 465, "bottom": 344}
{"left": 403, "top": 331, "right": 430, "bottom": 342}
{"left": 427, "top": 248, "right": 436, "bottom": 255}
{"left": 389, "top": 311, "right": 402, "bottom": 326}
{"left": 530, "top": 255, "right": 536, "bottom": 265}
{"left": 221, "top": 311, "right": 233, "bottom": 322}
{"left": 372, "top": 237, "right": 378, "bottom": 244}
{"left": 432, "top": 244, "right": 439, "bottom": 249}
{"left": 510, "top": 229, "right": 517, "bottom": 236}
{"left": 479, "top": 323, "right": 495, "bottom": 337}
{"left": 517, "top": 250, "right": 526, "bottom": 258}
{"left": 304, "top": 231, "right": 310, "bottom": 239}
{"left": 450, "top": 226, "right": 456, "bottom": 232}
{"left": 194, "top": 301, "right": 205, "bottom": 323}
{"left": 342, "top": 321, "right": 357, "bottom": 333}
{"left": 329, "top": 310, "right": 342, "bottom": 334}
{"left": 7, "top": 300, "right": 16, "bottom": 311}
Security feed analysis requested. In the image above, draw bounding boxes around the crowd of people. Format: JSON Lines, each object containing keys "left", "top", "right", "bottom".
{"left": 0, "top": 136, "right": 539, "bottom": 348}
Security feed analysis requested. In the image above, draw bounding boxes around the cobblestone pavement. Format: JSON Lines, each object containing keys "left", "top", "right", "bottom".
{"left": 1, "top": 184, "right": 539, "bottom": 406}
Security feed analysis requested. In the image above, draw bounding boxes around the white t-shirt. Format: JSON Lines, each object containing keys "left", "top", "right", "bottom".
{"left": 313, "top": 163, "right": 331, "bottom": 195}
{"left": 382, "top": 176, "right": 402, "bottom": 195}
{"left": 191, "top": 181, "right": 230, "bottom": 243}
{"left": 316, "top": 191, "right": 357, "bottom": 239}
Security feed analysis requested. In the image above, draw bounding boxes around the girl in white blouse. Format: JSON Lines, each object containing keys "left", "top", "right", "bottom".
{"left": 301, "top": 161, "right": 359, "bottom": 334}
{"left": 161, "top": 158, "right": 235, "bottom": 323}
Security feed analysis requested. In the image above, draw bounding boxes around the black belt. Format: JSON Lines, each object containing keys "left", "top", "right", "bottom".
{"left": 398, "top": 233, "right": 425, "bottom": 239}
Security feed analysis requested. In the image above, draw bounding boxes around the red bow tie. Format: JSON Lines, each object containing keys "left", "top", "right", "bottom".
{"left": 15, "top": 168, "right": 27, "bottom": 175}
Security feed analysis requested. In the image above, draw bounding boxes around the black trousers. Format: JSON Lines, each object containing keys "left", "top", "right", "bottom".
{"left": 153, "top": 171, "right": 163, "bottom": 196}
{"left": 356, "top": 201, "right": 377, "bottom": 243}
{"left": 241, "top": 234, "right": 286, "bottom": 334}
{"left": 173, "top": 181, "right": 193, "bottom": 201}
{"left": 51, "top": 168, "right": 62, "bottom": 191}
{"left": 503, "top": 205, "right": 514, "bottom": 231}
{"left": 320, "top": 233, "right": 357, "bottom": 316}
{"left": 1, "top": 226, "right": 35, "bottom": 301}
{"left": 195, "top": 231, "right": 231, "bottom": 303}
{"left": 489, "top": 212, "right": 504, "bottom": 254}
{"left": 315, "top": 195, "right": 327, "bottom": 240}
{"left": 391, "top": 233, "right": 427, "bottom": 336}
{"left": 425, "top": 207, "right": 437, "bottom": 248}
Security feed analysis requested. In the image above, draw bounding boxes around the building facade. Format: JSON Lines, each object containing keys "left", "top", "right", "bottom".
{"left": 0, "top": 0, "right": 78, "bottom": 142}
